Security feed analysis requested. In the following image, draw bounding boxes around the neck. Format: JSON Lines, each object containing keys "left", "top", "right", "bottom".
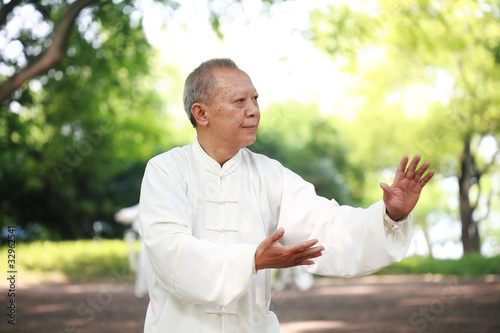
{"left": 197, "top": 135, "right": 239, "bottom": 166}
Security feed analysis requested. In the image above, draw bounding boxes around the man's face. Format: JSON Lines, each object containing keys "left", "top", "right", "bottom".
{"left": 205, "top": 68, "right": 260, "bottom": 151}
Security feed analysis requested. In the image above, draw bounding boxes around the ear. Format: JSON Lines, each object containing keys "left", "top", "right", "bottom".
{"left": 191, "top": 103, "right": 209, "bottom": 127}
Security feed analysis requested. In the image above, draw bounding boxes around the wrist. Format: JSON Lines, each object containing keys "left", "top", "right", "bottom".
{"left": 386, "top": 209, "right": 403, "bottom": 222}
{"left": 254, "top": 251, "right": 263, "bottom": 272}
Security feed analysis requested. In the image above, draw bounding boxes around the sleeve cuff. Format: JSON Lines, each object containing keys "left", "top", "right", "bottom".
{"left": 383, "top": 209, "right": 408, "bottom": 231}
{"left": 252, "top": 246, "right": 258, "bottom": 274}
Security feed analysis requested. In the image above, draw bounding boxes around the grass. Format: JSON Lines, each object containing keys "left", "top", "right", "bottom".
{"left": 377, "top": 254, "right": 500, "bottom": 278}
{"left": 1, "top": 239, "right": 135, "bottom": 284}
{"left": 1, "top": 240, "right": 499, "bottom": 284}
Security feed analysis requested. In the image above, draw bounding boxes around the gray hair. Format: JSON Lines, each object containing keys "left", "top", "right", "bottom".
{"left": 183, "top": 58, "right": 239, "bottom": 127}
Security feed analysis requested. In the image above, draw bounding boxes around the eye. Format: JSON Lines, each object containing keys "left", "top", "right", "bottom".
{"left": 253, "top": 95, "right": 259, "bottom": 101}
{"left": 238, "top": 98, "right": 245, "bottom": 103}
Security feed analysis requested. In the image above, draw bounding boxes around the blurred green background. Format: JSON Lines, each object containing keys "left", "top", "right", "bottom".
{"left": 0, "top": 0, "right": 499, "bottom": 282}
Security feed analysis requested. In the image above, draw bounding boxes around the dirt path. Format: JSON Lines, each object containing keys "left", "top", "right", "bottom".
{"left": 1, "top": 274, "right": 499, "bottom": 332}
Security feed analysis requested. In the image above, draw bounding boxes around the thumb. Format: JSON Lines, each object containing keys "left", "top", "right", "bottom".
{"left": 258, "top": 228, "right": 285, "bottom": 250}
{"left": 270, "top": 227, "right": 285, "bottom": 243}
{"left": 380, "top": 182, "right": 391, "bottom": 195}
{"left": 380, "top": 182, "right": 393, "bottom": 203}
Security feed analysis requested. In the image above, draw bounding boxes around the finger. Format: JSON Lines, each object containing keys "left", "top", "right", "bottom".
{"left": 302, "top": 245, "right": 324, "bottom": 259}
{"left": 405, "top": 155, "right": 421, "bottom": 180}
{"left": 418, "top": 169, "right": 435, "bottom": 187}
{"left": 393, "top": 155, "right": 409, "bottom": 183}
{"left": 413, "top": 161, "right": 430, "bottom": 181}
{"left": 297, "top": 247, "right": 324, "bottom": 266}
{"left": 379, "top": 182, "right": 392, "bottom": 201}
{"left": 379, "top": 182, "right": 391, "bottom": 193}
{"left": 290, "top": 239, "right": 319, "bottom": 253}
{"left": 263, "top": 228, "right": 285, "bottom": 247}
{"left": 272, "top": 228, "right": 285, "bottom": 243}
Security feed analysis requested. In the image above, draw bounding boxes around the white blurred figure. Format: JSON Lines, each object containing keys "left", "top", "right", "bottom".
{"left": 114, "top": 204, "right": 149, "bottom": 298}
{"left": 273, "top": 266, "right": 314, "bottom": 292}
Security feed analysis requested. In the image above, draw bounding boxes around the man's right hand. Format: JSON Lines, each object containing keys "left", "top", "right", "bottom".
{"left": 254, "top": 228, "right": 324, "bottom": 271}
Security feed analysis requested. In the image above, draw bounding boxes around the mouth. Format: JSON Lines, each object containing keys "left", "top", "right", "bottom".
{"left": 243, "top": 124, "right": 258, "bottom": 131}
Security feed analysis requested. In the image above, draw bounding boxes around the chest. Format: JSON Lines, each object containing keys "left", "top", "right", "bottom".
{"left": 186, "top": 166, "right": 274, "bottom": 245}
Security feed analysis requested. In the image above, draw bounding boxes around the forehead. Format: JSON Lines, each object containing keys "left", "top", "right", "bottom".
{"left": 212, "top": 68, "right": 257, "bottom": 96}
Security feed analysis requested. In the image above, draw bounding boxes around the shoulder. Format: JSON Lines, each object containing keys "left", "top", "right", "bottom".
{"left": 241, "top": 148, "right": 284, "bottom": 174}
{"left": 240, "top": 148, "right": 289, "bottom": 195}
{"left": 148, "top": 146, "right": 185, "bottom": 164}
{"left": 146, "top": 144, "right": 192, "bottom": 175}
{"left": 242, "top": 148, "right": 311, "bottom": 189}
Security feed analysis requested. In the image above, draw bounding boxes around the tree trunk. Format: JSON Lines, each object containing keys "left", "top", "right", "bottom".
{"left": 420, "top": 224, "right": 434, "bottom": 258}
{"left": 458, "top": 139, "right": 481, "bottom": 253}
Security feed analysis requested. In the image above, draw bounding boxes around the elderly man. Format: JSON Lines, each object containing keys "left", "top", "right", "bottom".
{"left": 139, "top": 58, "right": 434, "bottom": 332}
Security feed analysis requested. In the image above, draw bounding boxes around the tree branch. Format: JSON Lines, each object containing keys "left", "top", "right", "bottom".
{"left": 0, "top": 0, "right": 97, "bottom": 104}
{"left": 0, "top": 0, "right": 23, "bottom": 28}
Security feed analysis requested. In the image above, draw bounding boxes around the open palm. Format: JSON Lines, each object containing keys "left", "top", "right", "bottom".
{"left": 380, "top": 155, "right": 435, "bottom": 221}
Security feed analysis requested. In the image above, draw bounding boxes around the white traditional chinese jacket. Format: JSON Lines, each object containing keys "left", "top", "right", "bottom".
{"left": 139, "top": 138, "right": 412, "bottom": 333}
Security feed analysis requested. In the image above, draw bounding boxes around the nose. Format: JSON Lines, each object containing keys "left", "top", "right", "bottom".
{"left": 247, "top": 98, "right": 260, "bottom": 118}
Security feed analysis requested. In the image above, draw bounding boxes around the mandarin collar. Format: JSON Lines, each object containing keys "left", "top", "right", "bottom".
{"left": 193, "top": 138, "right": 242, "bottom": 176}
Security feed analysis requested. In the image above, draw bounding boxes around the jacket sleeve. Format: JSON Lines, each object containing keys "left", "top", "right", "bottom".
{"left": 139, "top": 159, "right": 257, "bottom": 306}
{"left": 277, "top": 167, "right": 413, "bottom": 278}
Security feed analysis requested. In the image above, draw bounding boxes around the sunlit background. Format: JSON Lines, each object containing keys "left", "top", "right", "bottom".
{"left": 1, "top": 0, "right": 499, "bottom": 267}
{"left": 136, "top": 0, "right": 500, "bottom": 258}
{"left": 1, "top": 1, "right": 499, "bottom": 332}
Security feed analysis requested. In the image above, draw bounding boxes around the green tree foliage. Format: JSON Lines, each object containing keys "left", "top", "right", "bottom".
{"left": 310, "top": 0, "right": 500, "bottom": 254}
{"left": 251, "top": 102, "right": 364, "bottom": 206}
{"left": 0, "top": 0, "right": 290, "bottom": 239}
{"left": 0, "top": 0, "right": 178, "bottom": 239}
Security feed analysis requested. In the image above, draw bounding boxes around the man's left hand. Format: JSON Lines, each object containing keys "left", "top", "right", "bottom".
{"left": 380, "top": 155, "right": 435, "bottom": 221}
